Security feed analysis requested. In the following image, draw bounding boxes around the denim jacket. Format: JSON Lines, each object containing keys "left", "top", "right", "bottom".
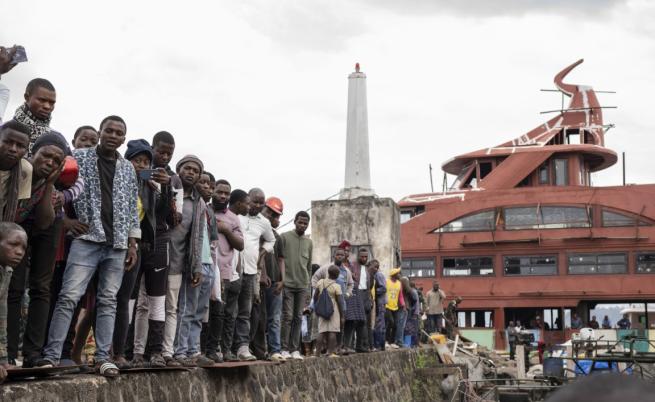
{"left": 72, "top": 147, "right": 141, "bottom": 249}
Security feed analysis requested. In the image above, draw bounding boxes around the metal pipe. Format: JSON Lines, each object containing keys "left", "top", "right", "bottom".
{"left": 622, "top": 152, "right": 626, "bottom": 186}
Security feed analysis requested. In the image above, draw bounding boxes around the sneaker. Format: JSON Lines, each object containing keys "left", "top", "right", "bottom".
{"left": 195, "top": 355, "right": 215, "bottom": 367}
{"left": 206, "top": 352, "right": 223, "bottom": 363}
{"left": 269, "top": 353, "right": 285, "bottom": 362}
{"left": 290, "top": 351, "right": 304, "bottom": 361}
{"left": 389, "top": 343, "right": 400, "bottom": 349}
{"left": 149, "top": 354, "right": 166, "bottom": 368}
{"left": 280, "top": 350, "right": 291, "bottom": 360}
{"left": 223, "top": 351, "right": 238, "bottom": 362}
{"left": 237, "top": 346, "right": 256, "bottom": 361}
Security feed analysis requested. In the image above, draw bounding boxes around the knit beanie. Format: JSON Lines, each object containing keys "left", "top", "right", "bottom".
{"left": 124, "top": 139, "right": 153, "bottom": 162}
{"left": 175, "top": 154, "right": 204, "bottom": 173}
{"left": 32, "top": 131, "right": 72, "bottom": 156}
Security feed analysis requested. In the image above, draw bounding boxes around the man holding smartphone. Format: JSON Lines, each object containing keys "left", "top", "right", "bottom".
{"left": 131, "top": 131, "right": 182, "bottom": 367}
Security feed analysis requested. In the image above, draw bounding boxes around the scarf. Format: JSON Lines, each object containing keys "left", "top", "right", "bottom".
{"left": 14, "top": 103, "right": 51, "bottom": 157}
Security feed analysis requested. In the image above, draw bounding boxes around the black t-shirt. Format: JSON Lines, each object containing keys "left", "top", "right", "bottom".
{"left": 96, "top": 149, "right": 117, "bottom": 245}
{"left": 266, "top": 230, "right": 285, "bottom": 282}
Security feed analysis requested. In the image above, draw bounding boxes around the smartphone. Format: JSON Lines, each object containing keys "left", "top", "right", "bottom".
{"left": 11, "top": 46, "right": 27, "bottom": 64}
{"left": 138, "top": 169, "right": 156, "bottom": 181}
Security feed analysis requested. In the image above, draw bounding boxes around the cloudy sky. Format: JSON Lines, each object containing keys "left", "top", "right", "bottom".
{"left": 2, "top": 0, "right": 654, "bottom": 229}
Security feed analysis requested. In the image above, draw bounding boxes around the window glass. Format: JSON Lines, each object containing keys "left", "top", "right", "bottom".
{"left": 505, "top": 206, "right": 590, "bottom": 230}
{"left": 554, "top": 159, "right": 568, "bottom": 186}
{"left": 637, "top": 253, "right": 655, "bottom": 274}
{"left": 602, "top": 210, "right": 651, "bottom": 227}
{"left": 504, "top": 207, "right": 539, "bottom": 229}
{"left": 401, "top": 258, "right": 435, "bottom": 278}
{"left": 568, "top": 253, "right": 627, "bottom": 274}
{"left": 437, "top": 210, "right": 495, "bottom": 232}
{"left": 443, "top": 257, "right": 494, "bottom": 277}
{"left": 541, "top": 206, "right": 590, "bottom": 228}
{"left": 504, "top": 255, "right": 557, "bottom": 276}
{"left": 539, "top": 163, "right": 549, "bottom": 184}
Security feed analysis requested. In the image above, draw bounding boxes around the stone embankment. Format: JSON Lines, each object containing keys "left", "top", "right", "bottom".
{"left": 1, "top": 349, "right": 461, "bottom": 402}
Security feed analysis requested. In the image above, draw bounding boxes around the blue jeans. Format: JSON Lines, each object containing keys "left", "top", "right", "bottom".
{"left": 43, "top": 240, "right": 126, "bottom": 363}
{"left": 264, "top": 282, "right": 283, "bottom": 354}
{"left": 395, "top": 309, "right": 407, "bottom": 346}
{"left": 174, "top": 264, "right": 214, "bottom": 357}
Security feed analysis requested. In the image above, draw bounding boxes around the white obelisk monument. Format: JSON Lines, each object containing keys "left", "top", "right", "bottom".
{"left": 340, "top": 63, "right": 375, "bottom": 199}
{"left": 311, "top": 64, "right": 400, "bottom": 275}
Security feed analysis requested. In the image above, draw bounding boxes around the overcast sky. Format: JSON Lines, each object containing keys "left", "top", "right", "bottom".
{"left": 2, "top": 0, "right": 654, "bottom": 229}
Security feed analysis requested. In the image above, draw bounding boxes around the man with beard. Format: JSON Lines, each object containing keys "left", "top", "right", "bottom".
{"left": 233, "top": 188, "right": 275, "bottom": 361}
{"left": 37, "top": 116, "right": 140, "bottom": 378}
{"left": 131, "top": 131, "right": 181, "bottom": 368}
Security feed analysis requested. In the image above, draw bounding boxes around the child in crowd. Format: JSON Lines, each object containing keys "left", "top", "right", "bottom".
{"left": 0, "top": 223, "right": 28, "bottom": 383}
{"left": 313, "top": 265, "right": 344, "bottom": 357}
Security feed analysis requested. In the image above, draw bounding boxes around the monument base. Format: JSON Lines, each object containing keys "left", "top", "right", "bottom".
{"left": 311, "top": 196, "right": 400, "bottom": 275}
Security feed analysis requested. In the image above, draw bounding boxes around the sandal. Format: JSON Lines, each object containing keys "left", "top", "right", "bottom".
{"left": 150, "top": 354, "right": 166, "bottom": 368}
{"left": 96, "top": 360, "right": 120, "bottom": 377}
{"left": 113, "top": 356, "right": 131, "bottom": 370}
{"left": 164, "top": 356, "right": 182, "bottom": 367}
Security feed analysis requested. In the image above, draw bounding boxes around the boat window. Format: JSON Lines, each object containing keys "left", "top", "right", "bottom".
{"left": 554, "top": 159, "right": 568, "bottom": 186}
{"left": 443, "top": 256, "right": 494, "bottom": 277}
{"left": 636, "top": 253, "right": 655, "bottom": 274}
{"left": 540, "top": 206, "right": 590, "bottom": 228}
{"left": 568, "top": 253, "right": 627, "bottom": 275}
{"left": 504, "top": 207, "right": 539, "bottom": 229}
{"left": 479, "top": 162, "right": 492, "bottom": 179}
{"left": 504, "top": 255, "right": 558, "bottom": 276}
{"left": 450, "top": 163, "right": 476, "bottom": 190}
{"left": 436, "top": 210, "right": 495, "bottom": 232}
{"left": 602, "top": 209, "right": 651, "bottom": 227}
{"left": 401, "top": 258, "right": 435, "bottom": 278}
{"left": 538, "top": 162, "right": 549, "bottom": 185}
{"left": 504, "top": 206, "right": 590, "bottom": 230}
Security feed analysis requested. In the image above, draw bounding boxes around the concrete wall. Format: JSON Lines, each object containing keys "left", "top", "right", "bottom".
{"left": 1, "top": 349, "right": 447, "bottom": 402}
{"left": 311, "top": 196, "right": 400, "bottom": 275}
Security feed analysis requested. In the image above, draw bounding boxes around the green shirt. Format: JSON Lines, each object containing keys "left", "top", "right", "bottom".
{"left": 280, "top": 230, "right": 313, "bottom": 289}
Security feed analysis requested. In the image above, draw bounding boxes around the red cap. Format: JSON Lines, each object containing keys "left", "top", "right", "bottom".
{"left": 265, "top": 197, "right": 284, "bottom": 215}
{"left": 338, "top": 240, "right": 352, "bottom": 250}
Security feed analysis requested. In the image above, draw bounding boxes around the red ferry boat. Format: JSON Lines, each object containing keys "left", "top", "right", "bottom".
{"left": 399, "top": 60, "right": 655, "bottom": 350}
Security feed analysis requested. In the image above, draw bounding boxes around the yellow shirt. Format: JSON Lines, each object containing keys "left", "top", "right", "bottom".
{"left": 385, "top": 279, "right": 402, "bottom": 311}
{"left": 137, "top": 196, "right": 145, "bottom": 222}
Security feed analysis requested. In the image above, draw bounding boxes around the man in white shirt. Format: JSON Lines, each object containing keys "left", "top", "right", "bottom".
{"left": 233, "top": 188, "right": 274, "bottom": 361}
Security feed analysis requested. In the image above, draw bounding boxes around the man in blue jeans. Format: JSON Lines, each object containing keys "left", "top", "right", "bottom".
{"left": 259, "top": 198, "right": 285, "bottom": 361}
{"left": 173, "top": 166, "right": 213, "bottom": 367}
{"left": 37, "top": 116, "right": 140, "bottom": 377}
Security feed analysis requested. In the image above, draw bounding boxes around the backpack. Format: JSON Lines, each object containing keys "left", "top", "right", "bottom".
{"left": 315, "top": 283, "right": 335, "bottom": 319}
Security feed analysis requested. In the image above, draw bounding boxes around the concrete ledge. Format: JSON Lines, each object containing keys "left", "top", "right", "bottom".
{"left": 1, "top": 349, "right": 445, "bottom": 402}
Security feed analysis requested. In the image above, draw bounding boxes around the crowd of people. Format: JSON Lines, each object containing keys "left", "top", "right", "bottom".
{"left": 0, "top": 49, "right": 458, "bottom": 382}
